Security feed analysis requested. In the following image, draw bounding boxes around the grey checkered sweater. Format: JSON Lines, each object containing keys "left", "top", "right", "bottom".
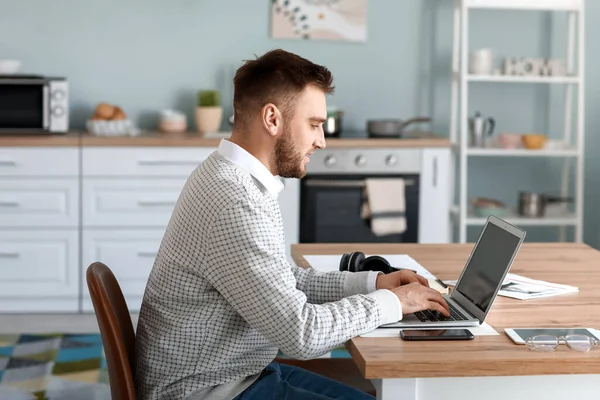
{"left": 134, "top": 149, "right": 400, "bottom": 400}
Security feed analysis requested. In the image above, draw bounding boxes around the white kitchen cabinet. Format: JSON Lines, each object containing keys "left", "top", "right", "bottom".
{"left": 418, "top": 148, "right": 451, "bottom": 243}
{"left": 81, "top": 229, "right": 164, "bottom": 312}
{"left": 0, "top": 147, "right": 79, "bottom": 313}
{"left": 0, "top": 229, "right": 79, "bottom": 312}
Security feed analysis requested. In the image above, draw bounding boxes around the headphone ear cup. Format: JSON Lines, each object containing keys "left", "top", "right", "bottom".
{"left": 339, "top": 253, "right": 350, "bottom": 272}
{"left": 362, "top": 255, "right": 394, "bottom": 274}
{"left": 348, "top": 252, "right": 365, "bottom": 273}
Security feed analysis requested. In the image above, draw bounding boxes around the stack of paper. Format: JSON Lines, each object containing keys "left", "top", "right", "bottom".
{"left": 302, "top": 254, "right": 449, "bottom": 294}
{"left": 445, "top": 273, "right": 579, "bottom": 300}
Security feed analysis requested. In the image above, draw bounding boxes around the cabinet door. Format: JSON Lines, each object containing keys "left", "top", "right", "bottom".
{"left": 82, "top": 147, "right": 215, "bottom": 177}
{"left": 418, "top": 148, "right": 450, "bottom": 243}
{"left": 278, "top": 178, "right": 299, "bottom": 264}
{"left": 0, "top": 229, "right": 79, "bottom": 312}
{"left": 0, "top": 179, "right": 79, "bottom": 227}
{"left": 0, "top": 147, "right": 79, "bottom": 177}
{"left": 81, "top": 229, "right": 165, "bottom": 312}
{"left": 82, "top": 178, "right": 187, "bottom": 228}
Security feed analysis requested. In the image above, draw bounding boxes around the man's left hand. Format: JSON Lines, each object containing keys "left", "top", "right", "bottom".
{"left": 376, "top": 270, "right": 429, "bottom": 291}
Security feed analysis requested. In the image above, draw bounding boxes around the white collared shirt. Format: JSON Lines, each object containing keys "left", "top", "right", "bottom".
{"left": 217, "top": 139, "right": 284, "bottom": 199}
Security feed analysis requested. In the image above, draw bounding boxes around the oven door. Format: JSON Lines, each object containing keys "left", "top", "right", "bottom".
{"left": 300, "top": 174, "right": 419, "bottom": 243}
{"left": 0, "top": 80, "right": 47, "bottom": 132}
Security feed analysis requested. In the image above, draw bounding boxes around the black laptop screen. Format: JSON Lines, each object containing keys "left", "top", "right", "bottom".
{"left": 455, "top": 223, "right": 521, "bottom": 312}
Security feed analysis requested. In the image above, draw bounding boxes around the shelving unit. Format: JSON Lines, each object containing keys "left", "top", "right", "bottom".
{"left": 449, "top": 0, "right": 585, "bottom": 242}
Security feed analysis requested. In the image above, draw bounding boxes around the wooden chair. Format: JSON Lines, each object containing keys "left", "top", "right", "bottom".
{"left": 86, "top": 262, "right": 136, "bottom": 400}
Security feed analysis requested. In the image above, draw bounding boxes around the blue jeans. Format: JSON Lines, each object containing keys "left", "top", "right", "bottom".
{"left": 233, "top": 361, "right": 375, "bottom": 400}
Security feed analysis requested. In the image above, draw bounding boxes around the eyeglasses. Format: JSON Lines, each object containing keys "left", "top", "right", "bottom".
{"left": 526, "top": 334, "right": 599, "bottom": 352}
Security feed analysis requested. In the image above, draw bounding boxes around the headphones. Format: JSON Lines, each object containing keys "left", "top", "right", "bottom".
{"left": 339, "top": 251, "right": 395, "bottom": 274}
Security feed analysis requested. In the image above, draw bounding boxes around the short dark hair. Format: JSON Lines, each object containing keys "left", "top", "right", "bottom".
{"left": 233, "top": 49, "right": 334, "bottom": 131}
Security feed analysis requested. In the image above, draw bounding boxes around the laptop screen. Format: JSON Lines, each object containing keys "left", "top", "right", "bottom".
{"left": 454, "top": 222, "right": 522, "bottom": 312}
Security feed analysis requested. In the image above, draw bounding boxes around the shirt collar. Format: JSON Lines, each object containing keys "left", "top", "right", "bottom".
{"left": 217, "top": 138, "right": 284, "bottom": 198}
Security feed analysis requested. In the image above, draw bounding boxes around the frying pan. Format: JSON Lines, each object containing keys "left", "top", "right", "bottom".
{"left": 367, "top": 117, "right": 431, "bottom": 138}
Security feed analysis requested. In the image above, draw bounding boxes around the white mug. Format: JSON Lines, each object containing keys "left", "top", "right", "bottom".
{"left": 469, "top": 48, "right": 494, "bottom": 75}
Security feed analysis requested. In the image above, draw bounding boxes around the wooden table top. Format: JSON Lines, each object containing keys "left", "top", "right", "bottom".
{"left": 291, "top": 243, "right": 600, "bottom": 379}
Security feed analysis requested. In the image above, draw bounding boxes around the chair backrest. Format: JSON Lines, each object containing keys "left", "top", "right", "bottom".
{"left": 86, "top": 262, "right": 136, "bottom": 400}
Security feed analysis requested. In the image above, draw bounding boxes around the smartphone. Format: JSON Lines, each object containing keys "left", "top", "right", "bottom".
{"left": 400, "top": 328, "right": 474, "bottom": 341}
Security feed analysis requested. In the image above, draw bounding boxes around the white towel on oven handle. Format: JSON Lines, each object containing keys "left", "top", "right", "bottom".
{"left": 361, "top": 178, "right": 407, "bottom": 236}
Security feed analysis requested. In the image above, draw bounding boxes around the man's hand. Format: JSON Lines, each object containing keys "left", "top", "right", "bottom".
{"left": 376, "top": 270, "right": 429, "bottom": 291}
{"left": 390, "top": 282, "right": 450, "bottom": 317}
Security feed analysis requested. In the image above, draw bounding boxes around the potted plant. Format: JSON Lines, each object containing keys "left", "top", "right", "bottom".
{"left": 195, "top": 89, "right": 222, "bottom": 135}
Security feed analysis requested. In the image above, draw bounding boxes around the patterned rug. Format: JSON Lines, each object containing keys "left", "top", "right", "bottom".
{"left": 0, "top": 334, "right": 109, "bottom": 400}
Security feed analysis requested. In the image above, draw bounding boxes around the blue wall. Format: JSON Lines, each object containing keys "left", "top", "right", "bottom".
{"left": 1, "top": 0, "right": 598, "bottom": 246}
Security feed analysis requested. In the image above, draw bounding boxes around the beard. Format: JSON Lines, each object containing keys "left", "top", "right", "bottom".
{"left": 273, "top": 123, "right": 305, "bottom": 179}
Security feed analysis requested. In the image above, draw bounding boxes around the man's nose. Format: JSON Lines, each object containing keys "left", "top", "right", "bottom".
{"left": 316, "top": 129, "right": 326, "bottom": 149}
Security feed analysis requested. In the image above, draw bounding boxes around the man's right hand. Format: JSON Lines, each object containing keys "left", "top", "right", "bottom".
{"left": 390, "top": 282, "right": 450, "bottom": 317}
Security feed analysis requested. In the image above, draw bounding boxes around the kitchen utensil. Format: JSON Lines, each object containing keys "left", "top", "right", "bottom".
{"left": 367, "top": 116, "right": 431, "bottom": 138}
{"left": 522, "top": 133, "right": 547, "bottom": 150}
{"left": 469, "top": 112, "right": 495, "bottom": 147}
{"left": 518, "top": 192, "right": 573, "bottom": 218}
{"left": 324, "top": 108, "right": 343, "bottom": 137}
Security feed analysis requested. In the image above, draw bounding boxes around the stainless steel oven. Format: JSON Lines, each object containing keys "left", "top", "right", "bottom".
{"left": 300, "top": 147, "right": 421, "bottom": 243}
{"left": 0, "top": 75, "right": 69, "bottom": 133}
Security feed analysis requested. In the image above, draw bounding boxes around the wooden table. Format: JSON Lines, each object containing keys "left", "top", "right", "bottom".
{"left": 292, "top": 243, "right": 600, "bottom": 400}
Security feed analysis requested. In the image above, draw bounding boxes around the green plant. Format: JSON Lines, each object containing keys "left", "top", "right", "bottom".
{"left": 197, "top": 90, "right": 220, "bottom": 107}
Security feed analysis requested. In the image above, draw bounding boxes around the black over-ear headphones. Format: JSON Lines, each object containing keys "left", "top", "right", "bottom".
{"left": 339, "top": 252, "right": 395, "bottom": 274}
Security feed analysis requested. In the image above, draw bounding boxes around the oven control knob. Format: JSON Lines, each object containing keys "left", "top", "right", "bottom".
{"left": 386, "top": 155, "right": 397, "bottom": 166}
{"left": 324, "top": 155, "right": 336, "bottom": 167}
{"left": 52, "top": 89, "right": 65, "bottom": 101}
{"left": 355, "top": 155, "right": 366, "bottom": 167}
{"left": 52, "top": 106, "right": 65, "bottom": 117}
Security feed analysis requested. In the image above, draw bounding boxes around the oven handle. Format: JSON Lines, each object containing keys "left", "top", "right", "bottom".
{"left": 43, "top": 85, "right": 49, "bottom": 129}
{"left": 304, "top": 179, "right": 415, "bottom": 188}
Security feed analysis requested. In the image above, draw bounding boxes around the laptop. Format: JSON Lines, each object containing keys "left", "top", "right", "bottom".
{"left": 381, "top": 215, "right": 526, "bottom": 328}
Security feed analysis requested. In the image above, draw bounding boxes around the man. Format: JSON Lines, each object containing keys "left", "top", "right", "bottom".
{"left": 134, "top": 49, "right": 450, "bottom": 400}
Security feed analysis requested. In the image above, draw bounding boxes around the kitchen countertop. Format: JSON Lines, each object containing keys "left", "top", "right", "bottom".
{"left": 0, "top": 130, "right": 451, "bottom": 148}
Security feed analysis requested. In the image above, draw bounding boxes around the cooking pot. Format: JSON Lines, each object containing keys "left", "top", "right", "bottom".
{"left": 518, "top": 192, "right": 573, "bottom": 217}
{"left": 324, "top": 109, "right": 343, "bottom": 137}
{"left": 367, "top": 116, "right": 431, "bottom": 138}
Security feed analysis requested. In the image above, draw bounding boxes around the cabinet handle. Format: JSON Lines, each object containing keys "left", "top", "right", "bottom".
{"left": 43, "top": 85, "right": 49, "bottom": 129}
{"left": 433, "top": 157, "right": 438, "bottom": 187}
{"left": 138, "top": 160, "right": 199, "bottom": 166}
{"left": 0, "top": 160, "right": 16, "bottom": 166}
{"left": 0, "top": 201, "right": 19, "bottom": 207}
{"left": 137, "top": 251, "right": 157, "bottom": 257}
{"left": 0, "top": 252, "right": 19, "bottom": 258}
{"left": 137, "top": 200, "right": 176, "bottom": 207}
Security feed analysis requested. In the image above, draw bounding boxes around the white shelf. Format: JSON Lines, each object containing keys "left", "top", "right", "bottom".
{"left": 465, "top": 74, "right": 580, "bottom": 84}
{"left": 451, "top": 207, "right": 578, "bottom": 226}
{"left": 464, "top": 0, "right": 583, "bottom": 11}
{"left": 464, "top": 146, "right": 579, "bottom": 157}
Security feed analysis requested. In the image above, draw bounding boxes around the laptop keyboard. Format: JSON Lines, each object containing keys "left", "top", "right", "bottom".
{"left": 414, "top": 302, "right": 469, "bottom": 322}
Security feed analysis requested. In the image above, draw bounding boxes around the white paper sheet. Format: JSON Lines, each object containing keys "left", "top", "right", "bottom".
{"left": 359, "top": 321, "right": 498, "bottom": 338}
{"left": 303, "top": 254, "right": 437, "bottom": 280}
{"left": 444, "top": 273, "right": 579, "bottom": 300}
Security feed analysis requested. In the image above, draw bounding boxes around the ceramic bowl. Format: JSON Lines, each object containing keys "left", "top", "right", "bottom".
{"left": 498, "top": 133, "right": 522, "bottom": 149}
{"left": 522, "top": 134, "right": 548, "bottom": 150}
{"left": 471, "top": 197, "right": 507, "bottom": 218}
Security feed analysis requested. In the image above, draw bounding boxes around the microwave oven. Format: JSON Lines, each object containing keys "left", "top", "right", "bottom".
{"left": 0, "top": 74, "right": 68, "bottom": 134}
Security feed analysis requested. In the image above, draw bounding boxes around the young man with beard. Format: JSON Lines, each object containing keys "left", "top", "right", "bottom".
{"left": 134, "top": 49, "right": 449, "bottom": 400}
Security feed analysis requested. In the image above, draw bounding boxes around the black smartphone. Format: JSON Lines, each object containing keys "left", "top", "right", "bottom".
{"left": 399, "top": 328, "right": 474, "bottom": 341}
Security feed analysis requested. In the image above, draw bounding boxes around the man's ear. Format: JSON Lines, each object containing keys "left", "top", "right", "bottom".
{"left": 262, "top": 103, "right": 282, "bottom": 138}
